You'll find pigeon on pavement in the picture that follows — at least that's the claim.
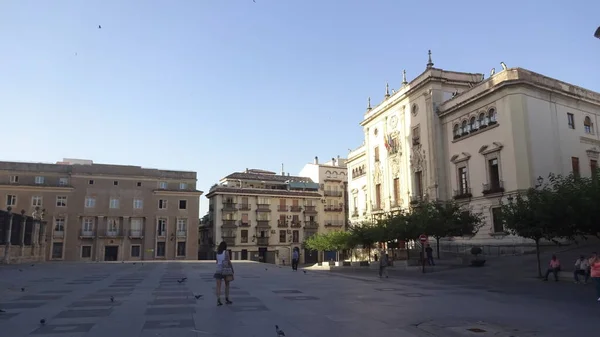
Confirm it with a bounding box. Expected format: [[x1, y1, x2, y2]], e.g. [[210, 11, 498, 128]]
[[194, 295, 203, 299], [40, 319, 46, 325], [275, 325, 285, 336], [110, 296, 114, 303]]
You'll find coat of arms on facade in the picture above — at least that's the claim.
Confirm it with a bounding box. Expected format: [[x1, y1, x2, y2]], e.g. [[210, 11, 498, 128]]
[[410, 144, 426, 173], [384, 131, 401, 156]]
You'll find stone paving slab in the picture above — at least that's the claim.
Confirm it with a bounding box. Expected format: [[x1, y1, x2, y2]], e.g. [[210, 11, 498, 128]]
[[0, 261, 597, 336]]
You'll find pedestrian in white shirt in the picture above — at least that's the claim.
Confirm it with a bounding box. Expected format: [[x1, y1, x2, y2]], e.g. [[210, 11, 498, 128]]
[[574, 255, 590, 284]]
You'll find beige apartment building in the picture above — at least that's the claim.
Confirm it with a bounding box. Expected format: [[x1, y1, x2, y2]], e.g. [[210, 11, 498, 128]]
[[347, 52, 600, 244], [0, 159, 202, 263], [205, 168, 324, 264]]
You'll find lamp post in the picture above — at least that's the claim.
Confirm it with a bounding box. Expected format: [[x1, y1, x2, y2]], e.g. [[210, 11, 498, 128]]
[[3, 207, 14, 264]]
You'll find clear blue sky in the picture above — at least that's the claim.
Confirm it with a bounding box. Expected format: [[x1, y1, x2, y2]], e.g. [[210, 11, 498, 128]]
[[1, 0, 599, 216]]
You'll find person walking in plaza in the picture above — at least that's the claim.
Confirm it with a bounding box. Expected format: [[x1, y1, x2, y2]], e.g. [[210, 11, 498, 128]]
[[378, 250, 388, 278], [425, 244, 435, 266], [214, 241, 234, 306], [589, 252, 600, 302], [574, 255, 590, 284], [291, 247, 299, 271], [543, 255, 561, 281]]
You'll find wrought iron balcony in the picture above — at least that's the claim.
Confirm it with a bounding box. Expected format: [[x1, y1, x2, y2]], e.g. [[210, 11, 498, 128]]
[[289, 205, 302, 212], [453, 188, 472, 200], [290, 221, 302, 228], [238, 220, 251, 227], [128, 230, 143, 238], [238, 203, 251, 211], [482, 180, 504, 195], [256, 204, 271, 212], [277, 220, 288, 228], [277, 205, 288, 212], [79, 230, 95, 239], [105, 229, 123, 237], [304, 205, 317, 213], [222, 202, 237, 211], [324, 206, 343, 212], [324, 190, 343, 197], [303, 221, 319, 229], [222, 220, 237, 227], [256, 237, 269, 246], [256, 220, 270, 227]]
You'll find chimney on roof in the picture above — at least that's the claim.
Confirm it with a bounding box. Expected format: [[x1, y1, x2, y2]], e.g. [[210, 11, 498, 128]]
[[281, 163, 284, 176], [245, 168, 249, 173], [314, 156, 318, 164]]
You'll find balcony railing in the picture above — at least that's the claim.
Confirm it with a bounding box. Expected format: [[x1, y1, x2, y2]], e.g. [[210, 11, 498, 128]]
[[238, 203, 251, 211], [176, 230, 187, 237], [277, 205, 288, 212], [482, 180, 504, 195], [256, 237, 269, 246], [325, 220, 345, 227], [238, 220, 251, 227], [256, 204, 271, 212], [290, 221, 302, 228], [324, 206, 343, 212], [256, 220, 270, 227], [222, 203, 237, 211], [129, 229, 143, 238], [304, 221, 319, 229], [223, 220, 237, 227], [304, 205, 317, 213], [277, 220, 288, 228], [289, 205, 302, 212], [105, 229, 122, 237], [453, 188, 472, 200], [53, 231, 64, 238], [80, 230, 95, 238], [324, 190, 343, 197]]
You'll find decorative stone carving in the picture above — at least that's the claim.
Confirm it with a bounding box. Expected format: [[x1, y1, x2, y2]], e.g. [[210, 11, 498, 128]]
[[410, 144, 426, 173], [390, 157, 400, 178], [389, 115, 398, 129], [587, 147, 600, 160], [373, 162, 383, 185]]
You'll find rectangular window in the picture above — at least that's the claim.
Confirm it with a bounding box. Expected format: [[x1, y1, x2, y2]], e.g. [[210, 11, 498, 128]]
[[81, 246, 92, 258], [257, 197, 270, 205], [85, 197, 95, 208], [179, 200, 187, 210], [491, 207, 503, 233], [158, 199, 168, 209], [136, 182, 142, 187], [488, 159, 500, 188], [52, 242, 63, 259], [54, 218, 65, 232], [567, 113, 575, 129], [6, 194, 17, 207], [279, 230, 286, 243], [375, 184, 381, 209], [130, 218, 142, 231], [591, 159, 598, 179], [374, 146, 380, 162], [32, 196, 43, 207], [572, 157, 580, 178], [292, 230, 299, 243], [156, 242, 166, 257], [35, 176, 45, 184], [113, 180, 119, 186], [9, 175, 18, 183], [241, 230, 248, 243], [159, 181, 168, 189], [88, 179, 94, 185], [241, 213, 249, 225], [59, 178, 69, 186], [393, 178, 400, 204], [179, 183, 187, 190], [109, 198, 120, 209], [56, 196, 67, 207], [82, 218, 94, 233], [414, 171, 423, 197], [257, 212, 270, 221], [107, 218, 119, 233], [131, 245, 141, 257], [133, 199, 143, 209], [157, 219, 167, 236], [177, 218, 187, 233], [176, 242, 186, 256], [458, 167, 468, 194]]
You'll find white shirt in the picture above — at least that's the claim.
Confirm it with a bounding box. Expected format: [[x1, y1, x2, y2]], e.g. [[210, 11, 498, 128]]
[[575, 259, 589, 270]]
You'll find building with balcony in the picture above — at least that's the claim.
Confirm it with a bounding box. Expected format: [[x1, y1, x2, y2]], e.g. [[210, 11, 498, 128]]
[[0, 159, 202, 263], [298, 156, 348, 233], [205, 168, 323, 264], [347, 52, 600, 244]]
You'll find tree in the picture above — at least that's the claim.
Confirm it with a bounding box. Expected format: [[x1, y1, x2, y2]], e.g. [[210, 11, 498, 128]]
[[388, 209, 423, 259], [348, 222, 377, 260], [499, 180, 563, 278], [303, 233, 330, 262]]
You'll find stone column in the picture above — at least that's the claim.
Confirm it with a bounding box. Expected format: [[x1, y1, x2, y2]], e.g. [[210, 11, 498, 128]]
[[3, 209, 14, 264], [121, 216, 129, 261], [95, 216, 105, 262]]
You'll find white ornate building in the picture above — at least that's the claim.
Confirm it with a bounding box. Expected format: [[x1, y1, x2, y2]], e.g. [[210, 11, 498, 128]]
[[347, 52, 600, 244]]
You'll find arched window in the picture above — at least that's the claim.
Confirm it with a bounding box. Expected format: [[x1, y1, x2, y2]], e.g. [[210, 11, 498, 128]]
[[470, 116, 477, 130], [453, 124, 460, 137], [478, 112, 487, 127], [461, 120, 468, 134], [488, 108, 497, 123], [584, 116, 594, 134]]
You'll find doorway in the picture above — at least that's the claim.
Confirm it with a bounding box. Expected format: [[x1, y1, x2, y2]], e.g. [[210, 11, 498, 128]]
[[104, 246, 119, 261], [241, 249, 248, 260], [258, 247, 267, 263]]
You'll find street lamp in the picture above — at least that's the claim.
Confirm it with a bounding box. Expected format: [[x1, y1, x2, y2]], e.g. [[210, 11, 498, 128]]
[[595, 26, 600, 39]]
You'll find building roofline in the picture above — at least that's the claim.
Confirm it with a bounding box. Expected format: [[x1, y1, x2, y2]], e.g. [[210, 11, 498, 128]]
[[205, 186, 322, 198]]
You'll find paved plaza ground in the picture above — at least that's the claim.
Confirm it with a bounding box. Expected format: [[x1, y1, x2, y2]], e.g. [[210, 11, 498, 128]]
[[0, 261, 597, 337]]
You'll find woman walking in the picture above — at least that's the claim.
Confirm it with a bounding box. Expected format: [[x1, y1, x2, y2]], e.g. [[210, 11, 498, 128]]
[[214, 241, 234, 306], [589, 252, 600, 302]]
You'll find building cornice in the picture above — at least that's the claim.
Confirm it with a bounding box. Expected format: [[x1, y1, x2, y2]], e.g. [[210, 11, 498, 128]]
[[206, 187, 321, 199], [0, 184, 75, 193], [70, 174, 196, 182], [152, 190, 203, 197], [439, 68, 600, 116]]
